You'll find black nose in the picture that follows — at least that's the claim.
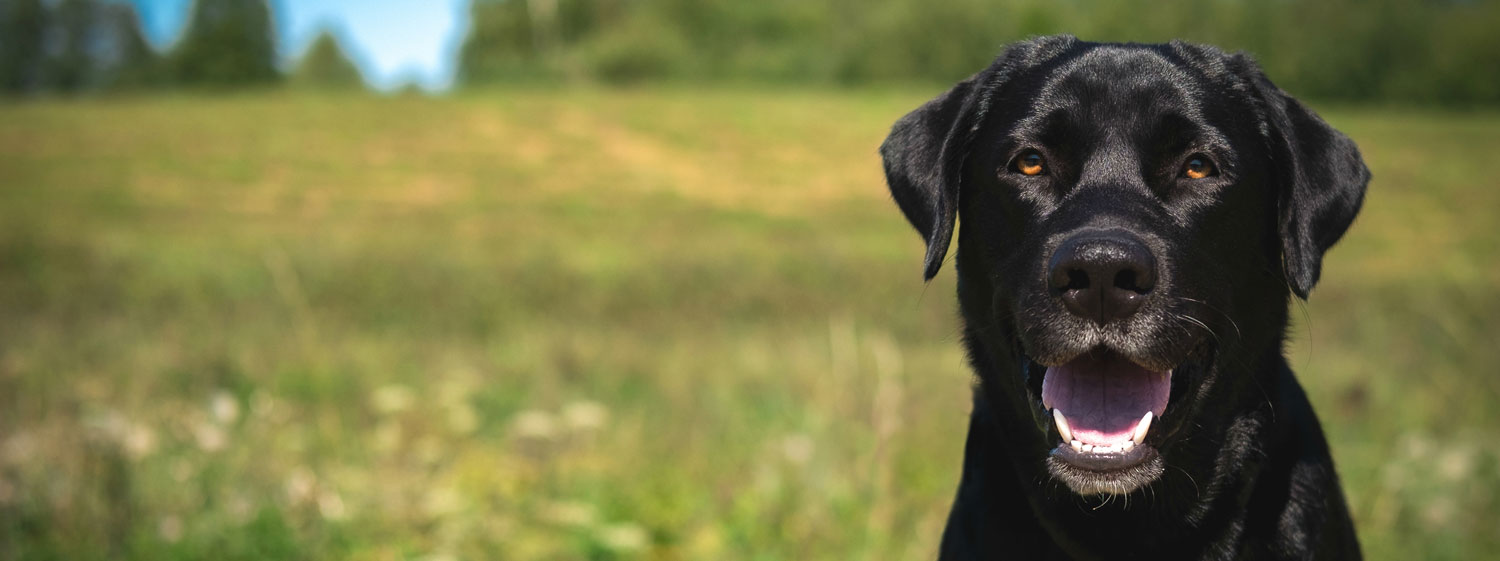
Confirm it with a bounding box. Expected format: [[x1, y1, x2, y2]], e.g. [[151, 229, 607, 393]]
[[1048, 230, 1158, 325]]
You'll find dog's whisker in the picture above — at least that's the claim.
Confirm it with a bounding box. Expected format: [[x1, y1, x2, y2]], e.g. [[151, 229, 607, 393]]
[[1172, 296, 1244, 341], [1170, 464, 1202, 499]]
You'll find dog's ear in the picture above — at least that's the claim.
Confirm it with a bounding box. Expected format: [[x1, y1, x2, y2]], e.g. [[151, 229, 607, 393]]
[[1240, 59, 1371, 299], [879, 76, 983, 281]]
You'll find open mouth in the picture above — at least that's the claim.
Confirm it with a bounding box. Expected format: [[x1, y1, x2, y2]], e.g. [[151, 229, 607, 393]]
[[1039, 349, 1171, 471]]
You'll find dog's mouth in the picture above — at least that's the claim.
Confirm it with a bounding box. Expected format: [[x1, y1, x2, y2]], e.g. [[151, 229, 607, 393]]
[[1026, 347, 1182, 494], [1042, 349, 1169, 455]]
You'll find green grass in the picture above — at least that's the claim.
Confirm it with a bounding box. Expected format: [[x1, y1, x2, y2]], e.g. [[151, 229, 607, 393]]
[[0, 90, 1496, 560]]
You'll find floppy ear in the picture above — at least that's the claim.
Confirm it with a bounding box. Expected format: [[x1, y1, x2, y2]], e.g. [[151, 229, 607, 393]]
[[1244, 64, 1371, 299], [879, 77, 984, 281]]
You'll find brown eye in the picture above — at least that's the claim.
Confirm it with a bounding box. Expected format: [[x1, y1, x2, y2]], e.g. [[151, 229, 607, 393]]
[[1014, 151, 1045, 176], [1183, 156, 1215, 179]]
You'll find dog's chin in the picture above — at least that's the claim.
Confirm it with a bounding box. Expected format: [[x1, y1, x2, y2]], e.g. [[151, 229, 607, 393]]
[[1046, 445, 1166, 496], [1021, 347, 1193, 496]]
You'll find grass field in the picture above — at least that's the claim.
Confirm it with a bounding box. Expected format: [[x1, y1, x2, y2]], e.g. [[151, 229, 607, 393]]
[[1, 90, 1497, 560]]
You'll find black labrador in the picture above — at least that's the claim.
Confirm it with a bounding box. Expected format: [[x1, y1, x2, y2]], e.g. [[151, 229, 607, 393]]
[[880, 36, 1368, 560]]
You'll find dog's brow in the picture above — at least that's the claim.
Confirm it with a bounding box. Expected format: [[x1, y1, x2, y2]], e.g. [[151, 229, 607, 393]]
[[1146, 114, 1207, 151]]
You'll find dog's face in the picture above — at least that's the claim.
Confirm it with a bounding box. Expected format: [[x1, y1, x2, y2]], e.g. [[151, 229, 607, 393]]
[[882, 37, 1367, 496]]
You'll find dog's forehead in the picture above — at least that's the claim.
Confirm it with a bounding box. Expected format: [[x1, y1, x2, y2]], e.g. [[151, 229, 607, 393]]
[[1059, 47, 1192, 88], [1029, 46, 1207, 123]]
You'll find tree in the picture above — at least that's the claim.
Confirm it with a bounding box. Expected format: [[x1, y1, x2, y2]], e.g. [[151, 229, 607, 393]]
[[47, 0, 95, 91], [0, 0, 48, 93], [291, 30, 364, 89], [100, 2, 163, 90], [458, 0, 543, 85], [171, 0, 279, 87]]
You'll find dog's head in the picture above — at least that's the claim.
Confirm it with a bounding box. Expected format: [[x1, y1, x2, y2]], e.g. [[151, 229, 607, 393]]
[[881, 37, 1368, 496]]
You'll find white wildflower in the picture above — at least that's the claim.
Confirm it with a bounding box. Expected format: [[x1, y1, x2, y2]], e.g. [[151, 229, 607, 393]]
[[318, 490, 348, 520], [192, 422, 227, 452], [562, 400, 609, 432], [422, 486, 463, 518], [371, 384, 416, 414], [512, 409, 557, 440], [596, 522, 650, 552], [286, 467, 316, 503], [122, 422, 157, 460], [210, 391, 240, 424], [781, 433, 815, 465]]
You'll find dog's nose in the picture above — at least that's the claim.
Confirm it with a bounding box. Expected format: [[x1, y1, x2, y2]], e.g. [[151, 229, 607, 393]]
[[1048, 231, 1157, 325]]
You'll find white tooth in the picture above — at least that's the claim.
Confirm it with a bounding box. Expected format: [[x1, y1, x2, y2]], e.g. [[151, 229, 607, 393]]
[[1081, 444, 1094, 453], [1052, 409, 1073, 443], [1071, 440, 1082, 452], [1133, 411, 1154, 445], [1122, 441, 1135, 451], [1098, 446, 1115, 454]]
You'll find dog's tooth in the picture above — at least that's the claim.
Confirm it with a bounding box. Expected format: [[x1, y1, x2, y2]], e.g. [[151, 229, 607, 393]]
[[1122, 440, 1134, 451], [1081, 444, 1094, 453], [1070, 440, 1082, 452], [1052, 409, 1073, 443], [1132, 411, 1153, 445], [1098, 445, 1115, 454]]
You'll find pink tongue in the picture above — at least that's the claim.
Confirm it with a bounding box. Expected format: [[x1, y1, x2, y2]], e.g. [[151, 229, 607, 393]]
[[1041, 351, 1170, 446]]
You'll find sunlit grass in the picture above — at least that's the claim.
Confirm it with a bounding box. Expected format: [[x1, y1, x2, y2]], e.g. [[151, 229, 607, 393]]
[[0, 91, 1496, 560]]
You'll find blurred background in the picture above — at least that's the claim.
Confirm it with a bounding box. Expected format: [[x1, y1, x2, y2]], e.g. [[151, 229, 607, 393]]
[[1, 0, 1497, 559]]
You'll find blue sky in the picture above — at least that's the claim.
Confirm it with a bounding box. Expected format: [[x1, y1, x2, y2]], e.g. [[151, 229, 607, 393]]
[[124, 0, 470, 91]]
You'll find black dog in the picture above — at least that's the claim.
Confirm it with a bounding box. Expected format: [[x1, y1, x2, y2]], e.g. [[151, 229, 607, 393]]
[[880, 36, 1368, 560]]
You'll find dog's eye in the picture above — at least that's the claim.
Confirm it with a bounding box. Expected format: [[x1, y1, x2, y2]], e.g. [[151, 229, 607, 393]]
[[1013, 151, 1046, 176], [1183, 156, 1216, 179]]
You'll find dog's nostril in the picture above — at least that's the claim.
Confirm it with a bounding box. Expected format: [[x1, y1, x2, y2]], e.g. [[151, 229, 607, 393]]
[[1066, 269, 1090, 291], [1114, 269, 1144, 294]]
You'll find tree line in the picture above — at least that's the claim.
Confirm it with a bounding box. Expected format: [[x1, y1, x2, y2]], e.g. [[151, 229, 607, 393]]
[[0, 0, 361, 94], [459, 0, 1500, 105], [4, 0, 1498, 104]]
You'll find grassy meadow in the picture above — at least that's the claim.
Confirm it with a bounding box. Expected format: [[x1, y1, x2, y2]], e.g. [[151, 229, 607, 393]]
[[0, 90, 1497, 560]]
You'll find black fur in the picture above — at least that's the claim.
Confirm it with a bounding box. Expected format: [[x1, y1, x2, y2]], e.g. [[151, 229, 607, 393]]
[[880, 36, 1368, 560]]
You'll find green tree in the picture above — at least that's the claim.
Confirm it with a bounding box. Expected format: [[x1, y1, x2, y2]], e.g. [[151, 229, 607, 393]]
[[0, 0, 48, 93], [291, 30, 364, 89], [47, 0, 95, 91], [171, 0, 280, 87], [458, 0, 544, 85], [100, 2, 163, 90]]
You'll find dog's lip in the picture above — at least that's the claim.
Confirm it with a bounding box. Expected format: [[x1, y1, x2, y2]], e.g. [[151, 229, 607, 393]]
[[1051, 438, 1155, 471]]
